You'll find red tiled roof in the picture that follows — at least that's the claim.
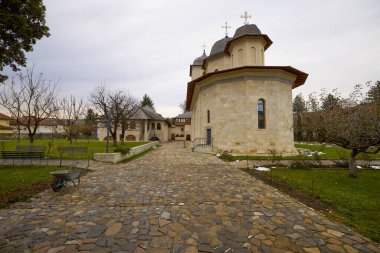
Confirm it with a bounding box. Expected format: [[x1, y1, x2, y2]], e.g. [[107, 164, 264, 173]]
[[0, 125, 13, 130], [0, 113, 11, 120]]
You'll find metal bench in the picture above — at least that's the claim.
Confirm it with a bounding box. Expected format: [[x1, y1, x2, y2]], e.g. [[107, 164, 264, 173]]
[[15, 145, 47, 153], [57, 146, 89, 167], [1, 150, 46, 165]]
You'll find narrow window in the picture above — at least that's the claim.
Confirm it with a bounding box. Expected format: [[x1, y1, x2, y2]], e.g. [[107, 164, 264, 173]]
[[207, 110, 210, 123], [238, 49, 243, 65], [261, 49, 264, 65], [251, 47, 256, 64], [157, 123, 161, 130], [258, 99, 266, 129], [151, 123, 155, 130]]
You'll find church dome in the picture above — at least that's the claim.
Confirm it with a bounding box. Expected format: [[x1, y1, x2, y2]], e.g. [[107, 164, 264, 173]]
[[229, 24, 272, 50], [232, 24, 262, 39], [209, 36, 231, 57], [193, 51, 208, 66]]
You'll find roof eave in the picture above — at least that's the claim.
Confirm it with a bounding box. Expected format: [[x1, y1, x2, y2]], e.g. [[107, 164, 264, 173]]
[[186, 66, 308, 111]]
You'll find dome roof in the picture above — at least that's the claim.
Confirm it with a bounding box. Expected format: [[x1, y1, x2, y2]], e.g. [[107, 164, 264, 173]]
[[227, 24, 272, 50], [209, 36, 231, 57], [193, 51, 208, 65], [232, 24, 262, 39]]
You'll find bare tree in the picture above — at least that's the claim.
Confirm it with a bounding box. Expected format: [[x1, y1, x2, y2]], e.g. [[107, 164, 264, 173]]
[[120, 95, 139, 143], [55, 95, 86, 144], [90, 85, 138, 146], [179, 100, 186, 113], [303, 83, 380, 177], [0, 67, 59, 143]]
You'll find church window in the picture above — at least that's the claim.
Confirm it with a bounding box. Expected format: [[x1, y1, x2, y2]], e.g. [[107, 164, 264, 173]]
[[207, 110, 210, 123], [238, 49, 244, 65], [251, 47, 256, 64], [157, 123, 161, 130], [258, 99, 266, 129], [147, 123, 149, 130], [261, 49, 264, 65], [151, 123, 155, 130], [130, 121, 136, 129]]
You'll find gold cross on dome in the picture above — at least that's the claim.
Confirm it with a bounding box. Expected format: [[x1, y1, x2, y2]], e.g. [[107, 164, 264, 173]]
[[222, 21, 231, 36], [241, 11, 252, 24]]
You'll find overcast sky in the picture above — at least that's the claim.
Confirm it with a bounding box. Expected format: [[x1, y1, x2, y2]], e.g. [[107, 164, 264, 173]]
[[3, 0, 380, 117]]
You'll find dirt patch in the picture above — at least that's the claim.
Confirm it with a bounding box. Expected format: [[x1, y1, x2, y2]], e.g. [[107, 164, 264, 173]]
[[0, 178, 55, 208], [241, 168, 333, 212]]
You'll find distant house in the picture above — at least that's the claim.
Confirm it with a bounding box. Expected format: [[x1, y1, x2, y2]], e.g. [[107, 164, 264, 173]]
[[10, 118, 65, 135], [169, 111, 192, 141], [97, 106, 170, 142], [0, 113, 13, 134]]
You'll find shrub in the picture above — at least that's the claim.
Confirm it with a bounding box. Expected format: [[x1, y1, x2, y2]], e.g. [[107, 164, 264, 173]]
[[114, 146, 130, 155], [290, 150, 312, 169]]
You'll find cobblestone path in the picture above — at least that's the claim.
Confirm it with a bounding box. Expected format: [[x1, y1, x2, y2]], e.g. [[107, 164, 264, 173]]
[[0, 142, 379, 253]]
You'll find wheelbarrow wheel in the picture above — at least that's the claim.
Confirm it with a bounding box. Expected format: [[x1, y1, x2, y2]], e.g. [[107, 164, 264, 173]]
[[52, 178, 65, 192]]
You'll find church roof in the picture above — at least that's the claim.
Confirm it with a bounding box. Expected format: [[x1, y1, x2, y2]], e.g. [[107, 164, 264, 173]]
[[209, 36, 231, 58], [225, 24, 273, 51], [130, 106, 166, 121], [174, 111, 192, 119], [186, 66, 308, 110], [193, 51, 208, 66], [233, 24, 262, 37]]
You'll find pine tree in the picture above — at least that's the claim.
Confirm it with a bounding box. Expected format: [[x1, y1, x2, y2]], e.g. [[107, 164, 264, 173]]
[[140, 94, 155, 110]]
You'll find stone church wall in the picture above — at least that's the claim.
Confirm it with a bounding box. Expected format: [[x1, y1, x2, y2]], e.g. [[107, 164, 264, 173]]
[[191, 73, 297, 155]]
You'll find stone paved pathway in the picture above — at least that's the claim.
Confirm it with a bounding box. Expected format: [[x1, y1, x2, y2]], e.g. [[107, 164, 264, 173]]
[[0, 142, 379, 253]]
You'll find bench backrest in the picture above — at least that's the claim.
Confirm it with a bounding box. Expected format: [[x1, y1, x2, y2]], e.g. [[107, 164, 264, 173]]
[[1, 150, 44, 159], [57, 146, 88, 154], [16, 145, 47, 152]]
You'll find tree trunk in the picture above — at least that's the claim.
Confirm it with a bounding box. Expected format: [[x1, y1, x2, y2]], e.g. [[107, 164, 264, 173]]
[[112, 133, 117, 146], [29, 134, 34, 144], [348, 149, 359, 178], [120, 129, 125, 144]]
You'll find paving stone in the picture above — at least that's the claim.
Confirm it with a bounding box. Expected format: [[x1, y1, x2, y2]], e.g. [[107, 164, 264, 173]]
[[105, 222, 122, 236], [0, 143, 379, 252]]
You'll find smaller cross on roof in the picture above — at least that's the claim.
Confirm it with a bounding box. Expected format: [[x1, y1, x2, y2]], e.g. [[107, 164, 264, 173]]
[[240, 11, 252, 24], [202, 43, 206, 53], [222, 21, 231, 37]]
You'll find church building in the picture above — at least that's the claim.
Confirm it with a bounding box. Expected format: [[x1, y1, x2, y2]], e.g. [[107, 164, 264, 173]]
[[186, 13, 308, 155]]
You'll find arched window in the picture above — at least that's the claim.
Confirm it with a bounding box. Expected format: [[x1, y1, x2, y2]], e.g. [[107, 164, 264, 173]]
[[207, 110, 210, 123], [238, 49, 243, 65], [157, 123, 161, 130], [251, 47, 256, 64], [151, 123, 155, 130], [130, 121, 136, 129], [261, 49, 264, 65], [258, 99, 266, 129]]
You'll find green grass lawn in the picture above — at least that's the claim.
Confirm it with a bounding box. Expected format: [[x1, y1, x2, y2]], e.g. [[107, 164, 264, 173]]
[[0, 165, 59, 208], [0, 139, 148, 159], [295, 143, 380, 160], [262, 168, 380, 242], [220, 143, 380, 161]]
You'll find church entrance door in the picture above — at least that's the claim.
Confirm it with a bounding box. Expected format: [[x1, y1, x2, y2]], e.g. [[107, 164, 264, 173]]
[[206, 129, 212, 145]]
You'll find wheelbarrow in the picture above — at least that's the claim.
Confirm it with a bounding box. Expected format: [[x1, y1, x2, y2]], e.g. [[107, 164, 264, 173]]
[[50, 163, 83, 192]]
